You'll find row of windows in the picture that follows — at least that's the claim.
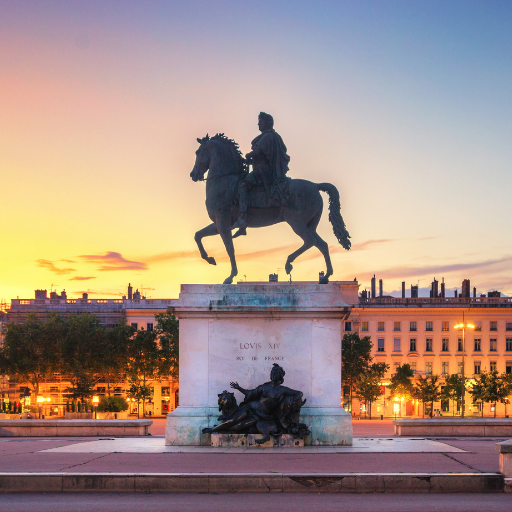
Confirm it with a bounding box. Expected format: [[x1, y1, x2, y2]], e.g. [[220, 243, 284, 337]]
[[130, 322, 153, 331], [392, 361, 511, 375], [376, 337, 512, 353], [357, 321, 512, 332]]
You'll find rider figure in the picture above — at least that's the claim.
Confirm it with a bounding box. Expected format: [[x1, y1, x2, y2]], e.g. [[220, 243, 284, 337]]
[[232, 112, 290, 238]]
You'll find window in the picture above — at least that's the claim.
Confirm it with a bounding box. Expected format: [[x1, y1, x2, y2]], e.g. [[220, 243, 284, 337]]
[[393, 338, 401, 352], [490, 361, 497, 372], [378, 322, 385, 332], [490, 339, 497, 352], [442, 362, 449, 375], [49, 386, 59, 393], [442, 321, 449, 332], [377, 338, 385, 352], [410, 362, 417, 374], [490, 321, 498, 331], [410, 321, 417, 332], [506, 361, 512, 374], [458, 362, 463, 375], [474, 362, 481, 375], [507, 323, 512, 332], [393, 362, 400, 373], [474, 321, 482, 332], [426, 321, 433, 331], [131, 322, 138, 330], [147, 323, 154, 332], [409, 339, 417, 352], [394, 322, 401, 332], [361, 321, 368, 332], [474, 339, 481, 352], [458, 338, 463, 352], [426, 362, 433, 375], [161, 386, 170, 396], [506, 338, 512, 352], [425, 339, 433, 352], [442, 338, 449, 352], [344, 321, 352, 331]]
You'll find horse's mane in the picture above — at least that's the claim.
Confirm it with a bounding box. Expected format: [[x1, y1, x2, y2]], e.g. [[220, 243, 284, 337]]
[[210, 133, 248, 175]]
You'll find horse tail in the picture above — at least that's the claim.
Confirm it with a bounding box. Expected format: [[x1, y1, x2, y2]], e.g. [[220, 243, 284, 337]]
[[317, 183, 351, 250]]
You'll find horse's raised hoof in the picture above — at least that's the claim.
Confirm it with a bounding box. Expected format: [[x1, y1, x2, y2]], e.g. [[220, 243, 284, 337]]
[[285, 262, 293, 274], [206, 256, 216, 265], [232, 228, 247, 239], [223, 276, 234, 285], [319, 275, 329, 284]]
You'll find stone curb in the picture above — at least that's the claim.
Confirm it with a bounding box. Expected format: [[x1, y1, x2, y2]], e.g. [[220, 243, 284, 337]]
[[0, 472, 504, 493]]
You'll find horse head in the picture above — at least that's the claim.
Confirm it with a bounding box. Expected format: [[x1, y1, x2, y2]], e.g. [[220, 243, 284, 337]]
[[190, 134, 210, 182]]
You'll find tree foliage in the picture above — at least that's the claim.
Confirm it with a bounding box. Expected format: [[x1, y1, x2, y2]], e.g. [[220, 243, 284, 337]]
[[441, 374, 466, 416], [354, 362, 388, 419], [469, 371, 512, 418], [414, 374, 442, 418], [155, 311, 179, 380], [389, 364, 414, 402]]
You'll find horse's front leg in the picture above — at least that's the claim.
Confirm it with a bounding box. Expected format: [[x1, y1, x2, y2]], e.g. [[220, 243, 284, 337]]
[[194, 223, 219, 265], [217, 217, 238, 284]]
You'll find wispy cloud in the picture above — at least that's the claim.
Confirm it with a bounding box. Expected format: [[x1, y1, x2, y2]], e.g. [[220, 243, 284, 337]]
[[79, 252, 148, 271], [69, 276, 96, 281], [37, 259, 76, 275], [357, 255, 512, 281], [144, 250, 200, 263]]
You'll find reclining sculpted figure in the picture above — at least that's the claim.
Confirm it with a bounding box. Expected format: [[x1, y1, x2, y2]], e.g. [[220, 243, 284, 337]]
[[202, 364, 310, 444]]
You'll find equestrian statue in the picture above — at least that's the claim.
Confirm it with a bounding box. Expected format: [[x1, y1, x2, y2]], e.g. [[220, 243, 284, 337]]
[[190, 112, 351, 285]]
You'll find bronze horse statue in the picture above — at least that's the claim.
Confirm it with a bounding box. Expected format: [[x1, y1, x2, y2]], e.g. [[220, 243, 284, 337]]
[[190, 134, 351, 284]]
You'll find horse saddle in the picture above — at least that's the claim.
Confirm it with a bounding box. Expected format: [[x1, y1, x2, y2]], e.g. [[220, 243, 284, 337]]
[[247, 177, 291, 209]]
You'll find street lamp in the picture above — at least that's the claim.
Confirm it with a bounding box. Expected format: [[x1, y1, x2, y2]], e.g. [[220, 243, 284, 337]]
[[36, 396, 45, 418], [454, 313, 475, 419], [92, 396, 99, 419]]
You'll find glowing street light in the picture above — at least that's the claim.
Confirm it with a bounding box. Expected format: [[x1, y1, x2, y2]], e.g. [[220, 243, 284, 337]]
[[454, 313, 475, 418], [92, 396, 99, 419]]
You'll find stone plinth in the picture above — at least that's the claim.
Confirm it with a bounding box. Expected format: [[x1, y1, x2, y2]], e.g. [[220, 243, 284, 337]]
[[211, 433, 304, 448], [166, 282, 353, 446]]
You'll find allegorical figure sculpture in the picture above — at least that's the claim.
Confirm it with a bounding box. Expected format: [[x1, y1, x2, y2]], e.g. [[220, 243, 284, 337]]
[[202, 364, 310, 444], [190, 113, 351, 285]]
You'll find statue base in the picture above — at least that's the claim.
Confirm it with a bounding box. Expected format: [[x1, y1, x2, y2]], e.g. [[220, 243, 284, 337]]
[[165, 282, 356, 446], [210, 433, 304, 448]]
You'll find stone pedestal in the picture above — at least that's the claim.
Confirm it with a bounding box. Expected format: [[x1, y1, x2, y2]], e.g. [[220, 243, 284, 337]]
[[165, 282, 354, 446]]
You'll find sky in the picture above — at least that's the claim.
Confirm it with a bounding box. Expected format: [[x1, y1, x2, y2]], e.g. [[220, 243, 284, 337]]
[[1, 0, 512, 302]]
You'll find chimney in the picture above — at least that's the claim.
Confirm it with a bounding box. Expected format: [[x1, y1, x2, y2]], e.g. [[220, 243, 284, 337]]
[[462, 279, 470, 298], [402, 281, 405, 298], [128, 283, 133, 300], [379, 279, 383, 297], [371, 275, 376, 299], [454, 289, 458, 297], [269, 273, 278, 282], [35, 289, 47, 300], [441, 278, 445, 298], [473, 287, 476, 298], [82, 292, 88, 300], [431, 278, 438, 298]]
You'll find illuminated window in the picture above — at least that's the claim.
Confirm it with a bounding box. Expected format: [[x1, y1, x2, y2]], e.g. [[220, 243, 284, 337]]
[[474, 339, 481, 352], [474, 321, 482, 331], [393, 338, 401, 352], [425, 362, 433, 375], [409, 339, 417, 352], [442, 362, 449, 375], [442, 321, 449, 332], [377, 338, 385, 352], [410, 362, 417, 374], [474, 362, 481, 375], [361, 321, 368, 332], [442, 339, 449, 352], [410, 321, 417, 332], [394, 322, 401, 332], [490, 339, 497, 352], [426, 321, 433, 331], [490, 361, 497, 372], [378, 322, 385, 332], [490, 321, 497, 331], [425, 339, 433, 352]]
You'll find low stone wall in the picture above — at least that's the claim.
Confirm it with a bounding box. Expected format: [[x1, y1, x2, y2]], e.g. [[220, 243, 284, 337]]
[[0, 419, 152, 437], [394, 419, 512, 437]]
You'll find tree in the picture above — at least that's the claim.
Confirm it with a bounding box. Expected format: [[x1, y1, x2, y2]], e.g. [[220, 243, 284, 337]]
[[61, 314, 108, 402], [0, 313, 64, 399], [414, 374, 442, 418], [97, 396, 129, 413], [342, 333, 372, 413], [389, 364, 414, 416], [469, 371, 512, 418], [442, 374, 465, 416], [154, 311, 179, 381], [354, 362, 389, 419]]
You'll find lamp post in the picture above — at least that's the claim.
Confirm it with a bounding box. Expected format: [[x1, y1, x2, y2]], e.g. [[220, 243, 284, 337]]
[[92, 396, 99, 419], [37, 396, 44, 419], [454, 313, 475, 419]]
